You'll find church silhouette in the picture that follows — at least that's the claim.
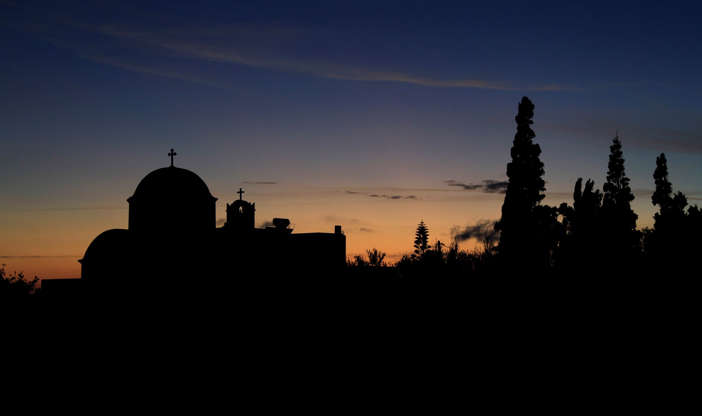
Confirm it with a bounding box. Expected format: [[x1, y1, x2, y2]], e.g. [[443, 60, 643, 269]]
[[43, 149, 346, 298]]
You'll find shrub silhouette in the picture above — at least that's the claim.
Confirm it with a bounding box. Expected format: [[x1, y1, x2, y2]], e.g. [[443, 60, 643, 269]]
[[0, 266, 39, 299], [557, 178, 603, 273], [366, 249, 387, 267]]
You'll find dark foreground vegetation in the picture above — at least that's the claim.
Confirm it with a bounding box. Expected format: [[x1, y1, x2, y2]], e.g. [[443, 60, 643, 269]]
[[349, 97, 701, 287]]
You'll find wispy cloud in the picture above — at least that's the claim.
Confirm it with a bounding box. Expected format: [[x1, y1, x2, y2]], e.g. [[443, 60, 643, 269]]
[[323, 215, 360, 224], [445, 179, 509, 193], [86, 55, 226, 87], [92, 25, 574, 91], [30, 205, 125, 211], [346, 190, 418, 200], [369, 194, 416, 200], [242, 181, 278, 185]]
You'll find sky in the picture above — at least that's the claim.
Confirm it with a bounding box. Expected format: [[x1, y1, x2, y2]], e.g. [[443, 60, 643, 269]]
[[1, 0, 702, 278]]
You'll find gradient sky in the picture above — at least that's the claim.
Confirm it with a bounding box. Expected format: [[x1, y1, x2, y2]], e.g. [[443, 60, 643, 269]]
[[2, 0, 701, 278]]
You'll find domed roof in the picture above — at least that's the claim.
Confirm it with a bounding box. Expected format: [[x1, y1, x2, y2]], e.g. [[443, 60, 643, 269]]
[[82, 229, 132, 262], [130, 166, 215, 201]]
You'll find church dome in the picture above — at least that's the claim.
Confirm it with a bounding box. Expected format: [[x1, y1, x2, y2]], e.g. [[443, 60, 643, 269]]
[[82, 229, 132, 262], [81, 229, 134, 282], [128, 166, 217, 234], [132, 166, 214, 202]]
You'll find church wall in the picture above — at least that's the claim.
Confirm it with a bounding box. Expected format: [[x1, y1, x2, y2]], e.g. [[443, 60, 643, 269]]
[[288, 233, 346, 273], [128, 197, 216, 234]]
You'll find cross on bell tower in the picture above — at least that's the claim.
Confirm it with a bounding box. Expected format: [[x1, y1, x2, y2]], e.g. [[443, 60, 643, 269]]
[[226, 187, 255, 230], [168, 148, 177, 167]]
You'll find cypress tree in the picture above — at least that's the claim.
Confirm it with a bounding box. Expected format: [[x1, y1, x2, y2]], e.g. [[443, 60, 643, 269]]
[[495, 97, 547, 269], [649, 153, 688, 267], [600, 135, 639, 265], [652, 153, 673, 210], [652, 153, 687, 221]]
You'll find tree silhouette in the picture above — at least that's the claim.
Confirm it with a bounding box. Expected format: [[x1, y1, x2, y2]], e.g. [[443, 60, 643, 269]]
[[652, 153, 688, 222], [413, 220, 430, 258], [349, 248, 388, 268], [558, 178, 603, 272], [648, 153, 689, 268], [434, 240, 445, 254], [686, 205, 702, 261], [600, 135, 640, 266], [495, 96, 548, 270], [366, 249, 387, 267]]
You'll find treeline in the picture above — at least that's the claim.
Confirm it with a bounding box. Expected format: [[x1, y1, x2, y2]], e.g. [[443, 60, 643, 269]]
[[350, 97, 702, 280]]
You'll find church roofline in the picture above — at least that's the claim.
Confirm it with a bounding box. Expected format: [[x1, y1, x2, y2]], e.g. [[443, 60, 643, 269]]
[[127, 194, 217, 202]]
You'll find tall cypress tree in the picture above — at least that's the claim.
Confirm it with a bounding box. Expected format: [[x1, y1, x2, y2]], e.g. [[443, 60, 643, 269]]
[[649, 153, 688, 266], [652, 153, 673, 211], [601, 135, 639, 264], [496, 97, 547, 268], [652, 153, 687, 222]]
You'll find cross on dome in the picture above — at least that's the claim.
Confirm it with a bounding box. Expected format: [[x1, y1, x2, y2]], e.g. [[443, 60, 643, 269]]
[[237, 187, 245, 200], [168, 148, 177, 167]]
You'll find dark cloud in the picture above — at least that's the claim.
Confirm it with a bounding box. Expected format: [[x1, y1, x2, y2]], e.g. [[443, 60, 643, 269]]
[[346, 190, 417, 200], [482, 180, 509, 193], [368, 194, 416, 200], [445, 179, 508, 194], [542, 120, 702, 155], [243, 181, 277, 185], [445, 180, 482, 191], [631, 136, 702, 154], [451, 220, 500, 244], [358, 227, 374, 233]]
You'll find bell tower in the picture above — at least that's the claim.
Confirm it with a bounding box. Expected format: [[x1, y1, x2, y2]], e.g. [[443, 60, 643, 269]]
[[226, 188, 255, 231]]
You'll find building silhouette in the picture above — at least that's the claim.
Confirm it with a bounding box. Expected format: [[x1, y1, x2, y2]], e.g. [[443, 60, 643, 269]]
[[43, 150, 346, 297]]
